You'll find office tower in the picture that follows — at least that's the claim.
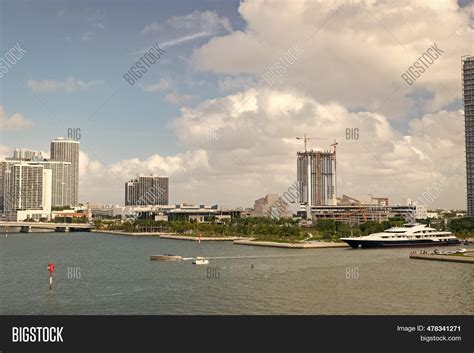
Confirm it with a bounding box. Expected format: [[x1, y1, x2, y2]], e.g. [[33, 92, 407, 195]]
[[125, 175, 169, 206], [463, 56, 474, 217], [297, 150, 336, 206], [50, 138, 80, 206]]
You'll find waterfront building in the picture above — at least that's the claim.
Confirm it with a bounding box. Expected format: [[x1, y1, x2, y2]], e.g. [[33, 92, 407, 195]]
[[309, 203, 421, 226], [125, 175, 169, 206], [166, 204, 240, 222], [7, 156, 72, 208], [50, 138, 80, 206], [463, 56, 474, 216], [0, 161, 52, 221], [89, 203, 239, 223], [297, 150, 337, 206]]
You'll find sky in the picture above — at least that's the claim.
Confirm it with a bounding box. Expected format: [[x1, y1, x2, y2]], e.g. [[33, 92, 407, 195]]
[[0, 0, 473, 209]]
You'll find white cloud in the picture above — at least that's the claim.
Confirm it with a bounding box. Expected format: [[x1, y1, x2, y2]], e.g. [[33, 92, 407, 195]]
[[191, 0, 473, 120], [79, 88, 466, 208], [165, 92, 197, 106], [79, 150, 210, 204], [143, 10, 232, 35], [0, 106, 33, 130], [141, 21, 161, 35], [27, 77, 103, 92], [141, 10, 232, 49], [218, 75, 256, 92], [141, 79, 173, 92], [81, 32, 95, 41], [161, 32, 214, 49]]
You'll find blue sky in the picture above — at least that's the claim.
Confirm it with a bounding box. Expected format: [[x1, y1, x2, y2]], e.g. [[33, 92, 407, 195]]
[[1, 0, 473, 208], [1, 0, 243, 161]]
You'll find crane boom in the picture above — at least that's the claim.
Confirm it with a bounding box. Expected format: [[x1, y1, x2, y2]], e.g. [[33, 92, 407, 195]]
[[296, 133, 328, 152]]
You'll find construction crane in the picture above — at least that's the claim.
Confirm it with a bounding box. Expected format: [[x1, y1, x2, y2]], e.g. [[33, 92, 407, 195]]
[[296, 133, 328, 152], [330, 140, 338, 153]]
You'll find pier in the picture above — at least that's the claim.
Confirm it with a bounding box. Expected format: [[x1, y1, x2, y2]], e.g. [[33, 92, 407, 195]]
[[409, 253, 474, 264]]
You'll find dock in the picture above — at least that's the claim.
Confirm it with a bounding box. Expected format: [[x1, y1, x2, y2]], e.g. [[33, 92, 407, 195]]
[[409, 253, 474, 264], [159, 235, 247, 241], [233, 240, 349, 249]]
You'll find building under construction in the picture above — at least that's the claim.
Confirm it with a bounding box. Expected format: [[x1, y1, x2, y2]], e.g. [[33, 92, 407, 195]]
[[294, 136, 422, 225], [463, 56, 474, 216], [297, 150, 337, 206]]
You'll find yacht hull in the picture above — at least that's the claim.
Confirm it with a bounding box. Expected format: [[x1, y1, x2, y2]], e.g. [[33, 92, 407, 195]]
[[343, 238, 461, 249]]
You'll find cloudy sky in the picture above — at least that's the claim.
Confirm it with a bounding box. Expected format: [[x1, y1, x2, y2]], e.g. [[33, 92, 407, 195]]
[[1, 0, 473, 209]]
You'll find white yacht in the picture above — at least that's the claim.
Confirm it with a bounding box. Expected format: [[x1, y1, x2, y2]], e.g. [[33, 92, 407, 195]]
[[341, 223, 461, 249]]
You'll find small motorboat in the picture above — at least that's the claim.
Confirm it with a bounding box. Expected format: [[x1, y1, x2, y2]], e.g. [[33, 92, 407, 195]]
[[456, 248, 467, 254], [192, 257, 209, 265]]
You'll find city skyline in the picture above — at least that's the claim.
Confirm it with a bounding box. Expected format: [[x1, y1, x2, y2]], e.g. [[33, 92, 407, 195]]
[[1, 0, 473, 209], [2, 2, 474, 337], [0, 137, 80, 220]]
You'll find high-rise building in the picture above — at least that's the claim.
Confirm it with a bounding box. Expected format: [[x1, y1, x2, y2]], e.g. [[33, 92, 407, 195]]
[[42, 168, 52, 213], [50, 138, 80, 206], [297, 150, 337, 206], [31, 160, 72, 207], [0, 161, 15, 213], [125, 175, 169, 206], [463, 56, 474, 217], [7, 154, 72, 208], [0, 161, 52, 221], [1, 162, 42, 210]]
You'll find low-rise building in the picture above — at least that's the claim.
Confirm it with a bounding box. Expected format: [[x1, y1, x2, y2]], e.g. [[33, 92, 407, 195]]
[[426, 212, 439, 219], [309, 202, 423, 226], [89, 203, 241, 223], [252, 194, 289, 217]]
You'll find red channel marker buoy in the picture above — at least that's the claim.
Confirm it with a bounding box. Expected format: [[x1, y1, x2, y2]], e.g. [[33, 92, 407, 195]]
[[47, 263, 55, 290]]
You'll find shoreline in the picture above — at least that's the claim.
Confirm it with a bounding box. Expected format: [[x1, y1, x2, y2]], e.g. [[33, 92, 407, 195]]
[[92, 230, 345, 247], [92, 230, 248, 241], [159, 234, 248, 241], [91, 230, 173, 236]]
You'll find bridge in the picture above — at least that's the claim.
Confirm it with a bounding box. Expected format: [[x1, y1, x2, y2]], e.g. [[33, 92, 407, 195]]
[[0, 221, 94, 233]]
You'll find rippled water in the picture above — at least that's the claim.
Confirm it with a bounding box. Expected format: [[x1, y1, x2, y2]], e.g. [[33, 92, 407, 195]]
[[0, 232, 472, 314]]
